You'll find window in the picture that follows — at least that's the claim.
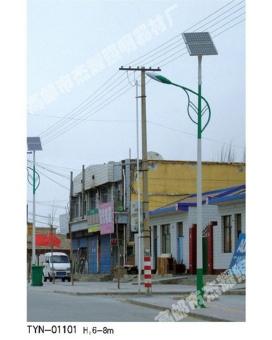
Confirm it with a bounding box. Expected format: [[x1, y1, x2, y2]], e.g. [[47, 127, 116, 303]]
[[162, 224, 171, 254], [177, 222, 183, 237], [71, 196, 78, 218], [50, 255, 69, 264], [114, 183, 123, 207], [89, 190, 96, 210], [74, 196, 80, 218], [100, 187, 109, 203], [235, 214, 242, 242], [83, 195, 87, 216], [153, 225, 157, 239], [223, 215, 232, 253]]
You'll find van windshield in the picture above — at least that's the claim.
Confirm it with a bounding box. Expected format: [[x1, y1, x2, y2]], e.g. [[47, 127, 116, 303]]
[[50, 255, 69, 263]]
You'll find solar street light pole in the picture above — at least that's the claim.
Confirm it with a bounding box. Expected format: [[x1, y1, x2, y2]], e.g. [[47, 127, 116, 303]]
[[147, 32, 217, 308], [32, 150, 36, 265], [27, 137, 42, 265], [146, 71, 211, 307], [196, 54, 204, 306], [182, 32, 218, 307]]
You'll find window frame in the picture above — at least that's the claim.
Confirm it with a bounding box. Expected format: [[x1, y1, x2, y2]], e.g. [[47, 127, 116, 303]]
[[223, 215, 232, 253]]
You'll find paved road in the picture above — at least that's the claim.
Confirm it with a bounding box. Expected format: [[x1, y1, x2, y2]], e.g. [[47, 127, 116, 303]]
[[27, 290, 204, 322]]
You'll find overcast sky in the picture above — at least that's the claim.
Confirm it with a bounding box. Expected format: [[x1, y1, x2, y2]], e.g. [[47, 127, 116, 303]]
[[2, 0, 271, 335], [25, 0, 248, 229]]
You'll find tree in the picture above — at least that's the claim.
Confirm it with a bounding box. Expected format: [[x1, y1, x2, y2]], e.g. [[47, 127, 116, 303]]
[[213, 142, 246, 163], [47, 201, 58, 284]]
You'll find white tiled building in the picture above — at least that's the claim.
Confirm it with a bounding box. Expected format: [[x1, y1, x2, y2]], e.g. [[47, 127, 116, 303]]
[[135, 185, 245, 275]]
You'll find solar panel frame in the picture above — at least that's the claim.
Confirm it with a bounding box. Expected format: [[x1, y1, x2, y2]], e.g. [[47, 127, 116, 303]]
[[27, 137, 43, 151], [186, 43, 218, 56], [182, 32, 218, 56], [183, 32, 212, 43]]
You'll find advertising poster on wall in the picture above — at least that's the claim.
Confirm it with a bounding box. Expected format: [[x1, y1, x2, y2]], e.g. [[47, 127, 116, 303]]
[[87, 209, 100, 233], [229, 232, 246, 276], [99, 201, 114, 235]]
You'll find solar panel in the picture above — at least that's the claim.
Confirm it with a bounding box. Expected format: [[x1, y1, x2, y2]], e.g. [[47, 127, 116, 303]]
[[182, 32, 218, 56], [183, 32, 212, 44], [27, 137, 42, 151], [186, 43, 218, 56]]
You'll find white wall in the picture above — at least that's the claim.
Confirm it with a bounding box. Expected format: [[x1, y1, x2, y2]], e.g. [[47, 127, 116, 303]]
[[73, 163, 114, 194], [59, 213, 69, 234], [213, 201, 245, 271], [134, 233, 144, 271], [135, 200, 245, 273], [149, 205, 218, 271]]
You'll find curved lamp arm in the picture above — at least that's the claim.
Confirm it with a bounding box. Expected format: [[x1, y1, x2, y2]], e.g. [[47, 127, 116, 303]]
[[27, 166, 40, 192], [146, 72, 211, 134], [171, 82, 211, 133]]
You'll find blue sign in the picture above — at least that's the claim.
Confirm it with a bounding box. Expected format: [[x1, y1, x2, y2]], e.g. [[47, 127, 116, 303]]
[[228, 233, 246, 275]]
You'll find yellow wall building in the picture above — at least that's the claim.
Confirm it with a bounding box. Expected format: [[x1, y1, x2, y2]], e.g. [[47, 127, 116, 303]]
[[131, 160, 245, 211]]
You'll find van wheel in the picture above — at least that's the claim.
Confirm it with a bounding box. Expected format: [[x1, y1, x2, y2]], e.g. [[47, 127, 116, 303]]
[[44, 276, 47, 282], [49, 276, 53, 282], [62, 278, 65, 282], [68, 278, 71, 282]]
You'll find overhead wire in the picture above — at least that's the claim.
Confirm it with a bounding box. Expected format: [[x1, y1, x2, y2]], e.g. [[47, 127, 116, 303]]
[[32, 167, 70, 190], [42, 82, 134, 144], [27, 160, 71, 180], [27, 160, 81, 172], [35, 4, 244, 143], [32, 1, 245, 147], [40, 71, 128, 140]]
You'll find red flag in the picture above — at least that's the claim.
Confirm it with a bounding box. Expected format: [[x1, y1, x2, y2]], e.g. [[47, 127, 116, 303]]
[[35, 234, 49, 246]]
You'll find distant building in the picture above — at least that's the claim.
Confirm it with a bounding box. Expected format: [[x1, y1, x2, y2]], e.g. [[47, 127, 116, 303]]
[[68, 158, 245, 275], [27, 224, 71, 265], [59, 213, 70, 234]]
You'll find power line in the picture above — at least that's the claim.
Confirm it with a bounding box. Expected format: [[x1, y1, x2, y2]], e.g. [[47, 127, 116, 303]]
[[40, 71, 126, 139], [42, 82, 134, 144], [32, 168, 70, 190], [32, 1, 245, 146], [27, 160, 71, 180], [27, 217, 59, 228], [39, 3, 245, 143]]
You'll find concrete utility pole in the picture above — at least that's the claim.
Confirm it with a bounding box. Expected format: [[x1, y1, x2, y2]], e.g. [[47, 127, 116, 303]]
[[50, 224, 55, 284], [119, 66, 161, 295], [69, 171, 74, 285], [82, 165, 85, 219]]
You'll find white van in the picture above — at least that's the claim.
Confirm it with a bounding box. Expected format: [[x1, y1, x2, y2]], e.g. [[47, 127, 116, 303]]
[[43, 252, 71, 282]]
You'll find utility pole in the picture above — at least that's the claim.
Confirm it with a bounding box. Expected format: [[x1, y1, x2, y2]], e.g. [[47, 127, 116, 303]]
[[50, 223, 55, 284], [69, 171, 74, 285], [116, 214, 120, 289], [119, 66, 161, 295], [82, 165, 85, 219]]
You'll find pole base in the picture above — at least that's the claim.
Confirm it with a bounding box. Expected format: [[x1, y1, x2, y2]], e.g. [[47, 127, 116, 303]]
[[196, 268, 205, 308]]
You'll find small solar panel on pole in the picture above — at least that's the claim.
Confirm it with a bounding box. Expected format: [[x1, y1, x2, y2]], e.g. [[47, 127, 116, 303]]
[[27, 137, 42, 265]]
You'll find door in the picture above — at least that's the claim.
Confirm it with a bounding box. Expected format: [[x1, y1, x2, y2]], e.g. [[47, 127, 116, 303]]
[[154, 238, 157, 271], [88, 234, 98, 273], [100, 234, 111, 274]]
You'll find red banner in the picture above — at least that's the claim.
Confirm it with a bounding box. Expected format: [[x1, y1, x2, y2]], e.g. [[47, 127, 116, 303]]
[[35, 233, 61, 247]]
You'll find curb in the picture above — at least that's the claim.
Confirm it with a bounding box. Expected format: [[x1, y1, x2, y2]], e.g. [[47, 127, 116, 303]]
[[124, 299, 230, 322], [52, 290, 192, 296], [51, 289, 245, 297]]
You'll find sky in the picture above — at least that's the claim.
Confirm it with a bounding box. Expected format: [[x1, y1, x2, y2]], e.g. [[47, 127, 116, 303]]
[[25, 0, 248, 230], [1, 0, 271, 336]]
